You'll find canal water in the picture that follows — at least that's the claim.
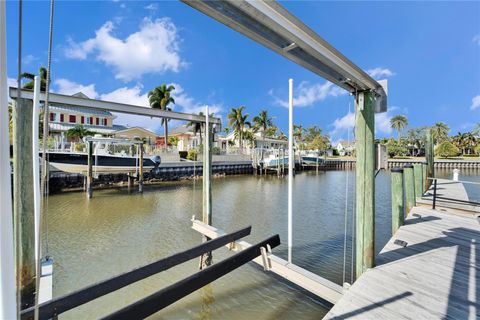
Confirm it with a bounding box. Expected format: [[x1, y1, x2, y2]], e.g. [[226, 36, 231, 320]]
[[44, 168, 479, 319]]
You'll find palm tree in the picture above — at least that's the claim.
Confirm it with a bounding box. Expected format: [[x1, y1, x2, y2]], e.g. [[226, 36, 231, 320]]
[[148, 84, 175, 148], [187, 112, 204, 146], [431, 122, 450, 144], [66, 125, 94, 142], [21, 66, 48, 91], [390, 115, 408, 142], [293, 124, 305, 148], [227, 106, 250, 150], [252, 110, 274, 159]]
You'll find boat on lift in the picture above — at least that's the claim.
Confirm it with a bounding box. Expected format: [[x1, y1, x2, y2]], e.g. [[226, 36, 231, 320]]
[[46, 137, 161, 174], [300, 151, 325, 165]]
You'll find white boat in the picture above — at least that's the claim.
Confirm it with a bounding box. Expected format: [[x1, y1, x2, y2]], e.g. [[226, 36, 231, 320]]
[[301, 152, 325, 165], [47, 137, 161, 174]]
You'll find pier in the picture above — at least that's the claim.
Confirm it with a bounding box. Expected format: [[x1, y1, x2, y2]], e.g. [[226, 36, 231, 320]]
[[325, 178, 480, 319]]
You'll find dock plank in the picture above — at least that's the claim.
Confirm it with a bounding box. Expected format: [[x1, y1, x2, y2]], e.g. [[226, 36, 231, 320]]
[[324, 204, 480, 320]]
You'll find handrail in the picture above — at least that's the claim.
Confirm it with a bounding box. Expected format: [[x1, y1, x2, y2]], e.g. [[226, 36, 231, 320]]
[[20, 226, 252, 320], [101, 234, 281, 320], [427, 178, 480, 209], [426, 177, 480, 186]]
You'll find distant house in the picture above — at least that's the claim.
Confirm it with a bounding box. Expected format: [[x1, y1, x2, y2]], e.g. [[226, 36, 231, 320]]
[[168, 124, 201, 151], [48, 93, 125, 147], [336, 140, 355, 156], [220, 129, 288, 154], [113, 127, 159, 146]]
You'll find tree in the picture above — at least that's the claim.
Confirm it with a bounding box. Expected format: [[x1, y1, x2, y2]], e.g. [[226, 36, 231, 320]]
[[168, 136, 179, 147], [227, 106, 250, 150], [265, 125, 278, 138], [252, 109, 274, 159], [187, 112, 205, 145], [390, 115, 408, 142], [66, 125, 94, 142], [435, 141, 459, 158], [472, 123, 480, 138], [452, 132, 477, 155], [431, 122, 450, 144], [21, 66, 49, 91], [293, 124, 305, 148], [405, 127, 427, 156], [386, 139, 408, 158], [148, 84, 175, 148]]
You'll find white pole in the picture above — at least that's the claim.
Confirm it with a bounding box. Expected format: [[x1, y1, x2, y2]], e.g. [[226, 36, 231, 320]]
[[0, 1, 18, 318], [288, 78, 293, 263], [205, 105, 210, 216], [32, 76, 41, 264]]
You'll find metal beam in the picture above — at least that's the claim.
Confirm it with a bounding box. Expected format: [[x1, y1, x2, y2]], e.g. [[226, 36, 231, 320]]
[[9, 87, 221, 124], [192, 220, 344, 304], [101, 234, 281, 320], [20, 226, 251, 320], [181, 0, 387, 112]]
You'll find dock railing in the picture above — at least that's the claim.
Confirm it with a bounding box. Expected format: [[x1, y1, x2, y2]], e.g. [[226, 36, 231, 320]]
[[427, 177, 480, 210]]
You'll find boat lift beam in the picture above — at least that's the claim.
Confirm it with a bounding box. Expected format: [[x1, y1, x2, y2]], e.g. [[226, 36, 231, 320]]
[[181, 0, 387, 112], [9, 87, 221, 124], [191, 219, 344, 305]]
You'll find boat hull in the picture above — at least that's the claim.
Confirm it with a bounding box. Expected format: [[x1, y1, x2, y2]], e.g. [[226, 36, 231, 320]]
[[47, 152, 158, 174], [301, 156, 324, 165]]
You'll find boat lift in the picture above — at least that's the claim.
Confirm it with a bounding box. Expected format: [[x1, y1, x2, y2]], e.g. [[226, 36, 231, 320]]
[[1, 0, 388, 318]]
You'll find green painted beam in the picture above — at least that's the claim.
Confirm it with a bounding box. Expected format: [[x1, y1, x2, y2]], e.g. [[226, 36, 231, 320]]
[[413, 164, 423, 199], [355, 91, 375, 279], [404, 164, 415, 214], [12, 98, 36, 308], [391, 168, 404, 234]]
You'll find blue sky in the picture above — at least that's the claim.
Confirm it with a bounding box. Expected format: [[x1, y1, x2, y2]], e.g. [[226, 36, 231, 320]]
[[5, 1, 480, 143]]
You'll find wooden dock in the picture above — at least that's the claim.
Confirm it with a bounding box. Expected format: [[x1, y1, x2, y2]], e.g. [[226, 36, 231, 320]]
[[324, 182, 480, 319]]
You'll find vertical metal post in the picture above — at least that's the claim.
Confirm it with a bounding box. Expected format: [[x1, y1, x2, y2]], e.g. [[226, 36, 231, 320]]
[[201, 106, 213, 269], [13, 97, 36, 308], [0, 1, 17, 315], [355, 91, 375, 278], [32, 76, 41, 264], [422, 163, 427, 193], [288, 79, 293, 263], [425, 129, 434, 188], [138, 144, 144, 193], [86, 141, 93, 199], [413, 163, 423, 199], [432, 179, 437, 210], [391, 168, 404, 235], [403, 164, 415, 214]]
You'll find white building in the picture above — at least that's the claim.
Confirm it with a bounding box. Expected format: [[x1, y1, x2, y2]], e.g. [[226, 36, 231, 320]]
[[219, 129, 288, 154], [336, 140, 355, 156]]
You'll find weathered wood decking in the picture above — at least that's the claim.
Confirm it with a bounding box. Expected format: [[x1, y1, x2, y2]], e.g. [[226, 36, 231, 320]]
[[325, 182, 480, 319]]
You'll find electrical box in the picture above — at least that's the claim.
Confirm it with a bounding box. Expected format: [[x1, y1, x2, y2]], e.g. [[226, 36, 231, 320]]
[[376, 144, 388, 170]]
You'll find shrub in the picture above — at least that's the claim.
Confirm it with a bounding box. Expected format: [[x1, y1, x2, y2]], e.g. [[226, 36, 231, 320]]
[[186, 148, 198, 161], [435, 141, 459, 158]]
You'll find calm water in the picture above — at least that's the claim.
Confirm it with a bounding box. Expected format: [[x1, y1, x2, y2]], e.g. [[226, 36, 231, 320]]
[[44, 168, 479, 319]]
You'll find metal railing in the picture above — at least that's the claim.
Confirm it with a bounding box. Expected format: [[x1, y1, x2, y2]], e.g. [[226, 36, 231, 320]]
[[427, 177, 480, 210]]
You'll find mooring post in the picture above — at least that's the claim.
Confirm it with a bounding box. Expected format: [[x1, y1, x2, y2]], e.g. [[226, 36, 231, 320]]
[[421, 162, 427, 193], [138, 144, 144, 193], [404, 164, 415, 214], [413, 163, 423, 199], [86, 140, 93, 199], [391, 167, 404, 235], [425, 129, 434, 188], [201, 106, 213, 269], [355, 91, 375, 278], [12, 98, 36, 308]]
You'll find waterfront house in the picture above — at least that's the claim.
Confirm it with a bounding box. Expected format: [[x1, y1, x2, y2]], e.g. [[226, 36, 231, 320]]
[[113, 127, 159, 147], [336, 140, 355, 156], [168, 124, 201, 151], [220, 129, 288, 154]]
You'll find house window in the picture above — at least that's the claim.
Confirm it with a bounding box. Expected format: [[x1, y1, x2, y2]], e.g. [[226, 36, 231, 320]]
[[102, 118, 107, 126], [81, 116, 85, 124], [96, 118, 99, 125], [49, 113, 55, 122], [69, 115, 76, 123], [60, 114, 64, 122], [88, 117, 93, 125]]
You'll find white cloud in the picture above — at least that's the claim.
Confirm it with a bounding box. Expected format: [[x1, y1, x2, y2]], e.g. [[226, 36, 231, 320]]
[[23, 54, 38, 65], [271, 81, 346, 108], [473, 35, 480, 45], [7, 77, 17, 88], [367, 67, 395, 79], [470, 95, 480, 110], [375, 112, 393, 135], [171, 83, 222, 116], [55, 78, 99, 99], [100, 85, 149, 106], [144, 3, 158, 12], [64, 17, 184, 81]]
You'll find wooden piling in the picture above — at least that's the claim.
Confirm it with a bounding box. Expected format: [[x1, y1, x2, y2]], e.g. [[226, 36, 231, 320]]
[[138, 144, 144, 193], [413, 163, 423, 199], [355, 91, 375, 278], [86, 141, 93, 199], [12, 98, 36, 308], [422, 163, 427, 193], [425, 129, 434, 188], [404, 164, 415, 214], [391, 168, 404, 235]]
